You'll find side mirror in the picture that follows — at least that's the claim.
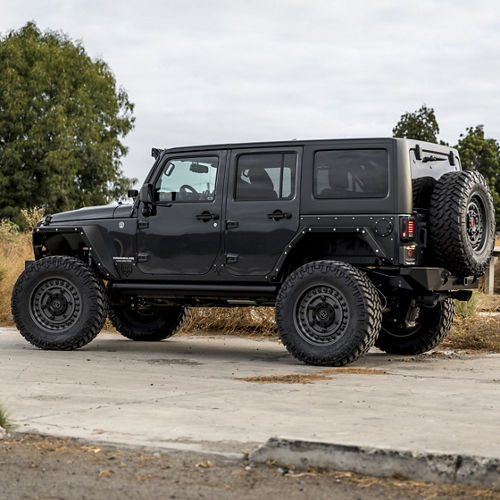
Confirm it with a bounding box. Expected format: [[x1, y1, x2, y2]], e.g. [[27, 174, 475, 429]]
[[139, 184, 153, 204], [128, 189, 139, 199], [139, 184, 154, 216]]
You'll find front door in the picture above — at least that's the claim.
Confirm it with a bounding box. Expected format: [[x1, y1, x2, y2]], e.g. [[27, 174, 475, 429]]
[[224, 147, 302, 276], [137, 151, 226, 275]]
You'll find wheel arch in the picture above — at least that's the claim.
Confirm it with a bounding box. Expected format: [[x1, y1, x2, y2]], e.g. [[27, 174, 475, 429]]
[[273, 231, 383, 282], [33, 226, 119, 280]]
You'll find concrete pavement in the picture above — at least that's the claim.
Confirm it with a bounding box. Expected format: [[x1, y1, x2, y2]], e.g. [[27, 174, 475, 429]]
[[1, 327, 500, 460]]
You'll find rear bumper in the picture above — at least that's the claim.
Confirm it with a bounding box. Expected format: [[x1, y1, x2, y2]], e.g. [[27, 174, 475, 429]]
[[400, 267, 477, 291], [372, 266, 478, 292]]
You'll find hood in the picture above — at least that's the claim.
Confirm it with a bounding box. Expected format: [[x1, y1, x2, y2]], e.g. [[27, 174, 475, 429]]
[[48, 205, 128, 224]]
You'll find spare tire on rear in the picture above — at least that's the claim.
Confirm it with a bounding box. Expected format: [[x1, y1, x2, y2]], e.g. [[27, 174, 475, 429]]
[[429, 170, 495, 277]]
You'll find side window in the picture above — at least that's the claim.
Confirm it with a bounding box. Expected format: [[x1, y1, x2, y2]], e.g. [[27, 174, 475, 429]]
[[155, 156, 219, 202], [235, 152, 296, 201], [314, 149, 388, 199]]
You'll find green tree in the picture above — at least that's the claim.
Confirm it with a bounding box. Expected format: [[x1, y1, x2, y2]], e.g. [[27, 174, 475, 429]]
[[0, 22, 136, 225], [456, 125, 500, 183], [392, 104, 440, 143], [456, 125, 500, 228]]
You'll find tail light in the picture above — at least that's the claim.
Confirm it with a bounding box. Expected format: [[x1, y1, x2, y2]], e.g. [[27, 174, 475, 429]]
[[400, 216, 415, 240], [408, 219, 415, 237]]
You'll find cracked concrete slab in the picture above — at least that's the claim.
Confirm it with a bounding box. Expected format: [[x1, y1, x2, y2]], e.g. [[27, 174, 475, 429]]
[[1, 327, 500, 462]]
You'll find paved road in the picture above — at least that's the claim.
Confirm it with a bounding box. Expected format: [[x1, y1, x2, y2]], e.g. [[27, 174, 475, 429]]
[[1, 327, 500, 458]]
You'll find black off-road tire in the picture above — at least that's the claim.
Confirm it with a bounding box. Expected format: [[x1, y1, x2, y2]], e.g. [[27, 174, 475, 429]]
[[275, 260, 382, 366], [429, 171, 495, 277], [109, 303, 191, 341], [375, 298, 454, 355], [11, 256, 108, 350]]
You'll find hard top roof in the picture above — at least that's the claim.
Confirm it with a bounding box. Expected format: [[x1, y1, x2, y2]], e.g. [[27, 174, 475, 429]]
[[152, 137, 457, 158], [160, 137, 395, 154]]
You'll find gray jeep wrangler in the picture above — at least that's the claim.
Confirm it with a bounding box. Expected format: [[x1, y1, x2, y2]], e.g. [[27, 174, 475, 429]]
[[12, 138, 496, 366]]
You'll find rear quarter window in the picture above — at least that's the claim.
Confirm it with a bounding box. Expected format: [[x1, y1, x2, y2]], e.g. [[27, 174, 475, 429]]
[[314, 149, 389, 199]]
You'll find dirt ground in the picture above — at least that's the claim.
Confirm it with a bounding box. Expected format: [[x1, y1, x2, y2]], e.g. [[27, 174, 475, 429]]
[[0, 434, 499, 500]]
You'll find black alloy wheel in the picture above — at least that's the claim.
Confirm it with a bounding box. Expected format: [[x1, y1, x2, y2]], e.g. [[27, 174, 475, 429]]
[[466, 195, 487, 253], [294, 284, 351, 347], [30, 277, 82, 333]]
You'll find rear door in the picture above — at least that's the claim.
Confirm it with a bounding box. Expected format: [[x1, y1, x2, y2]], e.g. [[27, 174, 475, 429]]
[[224, 147, 302, 276]]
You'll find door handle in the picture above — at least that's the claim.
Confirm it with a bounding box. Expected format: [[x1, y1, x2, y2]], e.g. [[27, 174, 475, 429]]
[[196, 211, 220, 222], [267, 210, 292, 221]]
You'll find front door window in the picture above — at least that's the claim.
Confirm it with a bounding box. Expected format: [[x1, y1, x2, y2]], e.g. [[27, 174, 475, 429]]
[[155, 157, 219, 203]]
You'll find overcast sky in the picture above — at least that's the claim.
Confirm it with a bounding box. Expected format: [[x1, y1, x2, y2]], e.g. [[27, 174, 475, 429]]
[[3, 0, 500, 185]]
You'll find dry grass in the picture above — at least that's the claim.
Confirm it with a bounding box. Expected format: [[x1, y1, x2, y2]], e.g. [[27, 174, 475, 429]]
[[238, 367, 386, 384], [444, 289, 500, 352], [237, 373, 333, 384], [477, 293, 500, 313], [444, 315, 500, 352], [281, 467, 500, 500], [0, 221, 34, 326], [180, 307, 276, 337]]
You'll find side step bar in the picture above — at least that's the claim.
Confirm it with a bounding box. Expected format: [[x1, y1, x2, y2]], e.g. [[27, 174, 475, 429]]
[[109, 282, 278, 298]]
